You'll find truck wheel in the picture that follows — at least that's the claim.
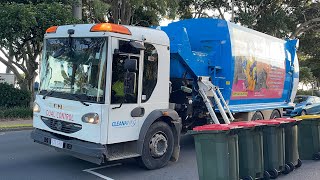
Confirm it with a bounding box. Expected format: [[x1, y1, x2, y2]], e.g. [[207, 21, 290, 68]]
[[252, 111, 263, 120], [137, 121, 174, 170], [270, 110, 281, 119]]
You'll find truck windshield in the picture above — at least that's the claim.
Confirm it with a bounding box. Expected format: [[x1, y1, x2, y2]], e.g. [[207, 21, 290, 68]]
[[39, 37, 107, 103]]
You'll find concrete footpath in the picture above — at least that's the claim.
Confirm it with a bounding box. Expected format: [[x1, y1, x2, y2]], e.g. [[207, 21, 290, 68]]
[[0, 119, 33, 131]]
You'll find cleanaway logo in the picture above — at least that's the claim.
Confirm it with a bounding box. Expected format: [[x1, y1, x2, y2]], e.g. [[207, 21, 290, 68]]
[[112, 120, 137, 128]]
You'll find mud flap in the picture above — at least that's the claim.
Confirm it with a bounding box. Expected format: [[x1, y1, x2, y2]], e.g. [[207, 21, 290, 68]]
[[170, 118, 182, 162]]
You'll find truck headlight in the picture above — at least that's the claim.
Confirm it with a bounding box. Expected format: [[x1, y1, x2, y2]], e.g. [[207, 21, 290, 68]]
[[33, 103, 41, 113], [82, 113, 99, 124]]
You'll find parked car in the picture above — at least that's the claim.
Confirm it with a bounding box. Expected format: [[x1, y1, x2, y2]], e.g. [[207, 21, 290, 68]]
[[287, 95, 320, 117]]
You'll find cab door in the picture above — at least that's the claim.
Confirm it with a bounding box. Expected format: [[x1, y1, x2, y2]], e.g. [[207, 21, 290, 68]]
[[107, 37, 144, 144]]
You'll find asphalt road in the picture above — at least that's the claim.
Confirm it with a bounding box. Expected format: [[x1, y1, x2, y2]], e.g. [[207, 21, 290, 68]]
[[1, 130, 320, 180]]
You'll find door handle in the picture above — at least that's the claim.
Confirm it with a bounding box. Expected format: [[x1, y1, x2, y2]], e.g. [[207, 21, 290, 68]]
[[131, 107, 145, 117]]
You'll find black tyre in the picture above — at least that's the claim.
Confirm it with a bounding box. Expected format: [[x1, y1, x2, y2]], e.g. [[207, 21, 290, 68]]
[[312, 152, 320, 160], [269, 169, 279, 179], [283, 164, 291, 174], [243, 176, 254, 180], [136, 121, 174, 170], [252, 111, 264, 120], [296, 159, 302, 168], [301, 110, 307, 116], [264, 170, 271, 180], [287, 162, 295, 172], [270, 110, 281, 119]]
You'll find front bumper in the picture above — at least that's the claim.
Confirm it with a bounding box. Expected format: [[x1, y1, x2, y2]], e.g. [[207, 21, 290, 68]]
[[31, 129, 107, 164]]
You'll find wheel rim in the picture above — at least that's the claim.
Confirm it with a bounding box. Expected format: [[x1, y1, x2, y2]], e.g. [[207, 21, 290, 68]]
[[269, 169, 278, 178], [301, 111, 306, 115], [149, 131, 168, 158]]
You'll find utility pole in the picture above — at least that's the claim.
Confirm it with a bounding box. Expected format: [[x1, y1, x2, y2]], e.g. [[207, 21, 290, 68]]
[[117, 0, 122, 24], [231, 0, 235, 23], [72, 0, 82, 20]]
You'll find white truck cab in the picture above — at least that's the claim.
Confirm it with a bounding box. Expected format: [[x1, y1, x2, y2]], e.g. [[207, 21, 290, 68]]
[[31, 23, 181, 169]]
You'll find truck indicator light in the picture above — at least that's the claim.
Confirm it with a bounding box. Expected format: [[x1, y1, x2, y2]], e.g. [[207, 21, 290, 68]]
[[90, 23, 131, 35], [46, 26, 58, 33]]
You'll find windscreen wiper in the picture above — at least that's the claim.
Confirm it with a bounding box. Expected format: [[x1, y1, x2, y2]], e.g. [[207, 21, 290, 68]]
[[67, 94, 90, 106], [42, 87, 58, 99]]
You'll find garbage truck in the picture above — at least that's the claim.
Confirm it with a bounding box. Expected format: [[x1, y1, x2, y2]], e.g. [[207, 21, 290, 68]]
[[31, 18, 299, 169]]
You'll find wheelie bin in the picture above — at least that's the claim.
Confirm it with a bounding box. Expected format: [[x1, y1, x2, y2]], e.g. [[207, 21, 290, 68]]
[[254, 120, 289, 178], [190, 124, 240, 180], [230, 121, 269, 180], [274, 118, 302, 171], [294, 115, 320, 160]]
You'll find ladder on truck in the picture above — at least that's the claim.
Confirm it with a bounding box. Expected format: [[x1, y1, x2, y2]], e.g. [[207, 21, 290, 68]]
[[197, 76, 235, 124]]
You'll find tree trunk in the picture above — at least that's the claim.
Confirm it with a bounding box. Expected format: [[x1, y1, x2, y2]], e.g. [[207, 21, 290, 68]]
[[72, 0, 82, 20]]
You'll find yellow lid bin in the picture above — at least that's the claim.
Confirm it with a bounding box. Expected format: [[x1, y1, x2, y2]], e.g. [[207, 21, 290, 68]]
[[294, 115, 320, 160], [294, 115, 320, 120]]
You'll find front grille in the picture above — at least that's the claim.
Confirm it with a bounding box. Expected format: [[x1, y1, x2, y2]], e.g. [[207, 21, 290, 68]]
[[41, 116, 82, 134]]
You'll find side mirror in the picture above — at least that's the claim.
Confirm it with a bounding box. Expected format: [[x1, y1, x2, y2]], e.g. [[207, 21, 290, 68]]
[[306, 102, 312, 106], [119, 41, 145, 54], [124, 59, 137, 72], [124, 72, 136, 95], [129, 41, 145, 51]]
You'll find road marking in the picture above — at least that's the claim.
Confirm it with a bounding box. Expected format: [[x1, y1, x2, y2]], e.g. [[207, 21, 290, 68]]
[[83, 163, 121, 180]]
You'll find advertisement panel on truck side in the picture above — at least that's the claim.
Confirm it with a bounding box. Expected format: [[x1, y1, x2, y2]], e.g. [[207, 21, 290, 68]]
[[229, 24, 286, 100]]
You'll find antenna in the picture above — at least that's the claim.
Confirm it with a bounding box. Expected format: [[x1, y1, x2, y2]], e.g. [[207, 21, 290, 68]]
[[117, 0, 122, 24]]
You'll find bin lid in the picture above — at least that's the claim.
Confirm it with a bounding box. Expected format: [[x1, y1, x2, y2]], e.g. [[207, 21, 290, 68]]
[[274, 118, 297, 123], [294, 115, 320, 120], [254, 120, 282, 125], [193, 124, 236, 131], [230, 121, 262, 128]]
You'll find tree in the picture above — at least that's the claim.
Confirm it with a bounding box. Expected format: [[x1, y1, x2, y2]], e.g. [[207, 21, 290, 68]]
[[0, 2, 78, 99], [178, 0, 230, 19], [232, 0, 320, 39], [103, 0, 178, 25], [299, 31, 320, 87], [299, 66, 315, 89]]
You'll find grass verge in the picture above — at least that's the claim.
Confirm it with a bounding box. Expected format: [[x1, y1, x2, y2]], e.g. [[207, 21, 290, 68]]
[[0, 124, 33, 130]]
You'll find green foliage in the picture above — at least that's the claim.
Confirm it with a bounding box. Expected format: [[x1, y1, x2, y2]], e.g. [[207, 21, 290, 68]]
[[132, 6, 161, 26], [0, 83, 31, 108], [0, 2, 79, 93], [103, 0, 178, 25], [0, 107, 33, 119], [83, 0, 110, 23], [297, 89, 320, 96], [299, 67, 315, 85], [178, 0, 230, 19]]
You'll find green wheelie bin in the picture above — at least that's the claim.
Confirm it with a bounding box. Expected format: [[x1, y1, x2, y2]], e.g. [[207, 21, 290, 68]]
[[255, 120, 289, 178], [191, 124, 240, 180], [274, 118, 302, 171], [295, 115, 320, 160], [231, 121, 269, 180]]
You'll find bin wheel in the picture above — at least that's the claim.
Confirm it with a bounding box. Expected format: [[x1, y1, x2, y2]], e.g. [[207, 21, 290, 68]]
[[268, 169, 279, 179], [243, 176, 254, 180], [136, 121, 174, 170], [312, 152, 320, 160], [283, 164, 291, 174], [264, 170, 271, 180], [296, 159, 302, 168], [288, 162, 295, 171]]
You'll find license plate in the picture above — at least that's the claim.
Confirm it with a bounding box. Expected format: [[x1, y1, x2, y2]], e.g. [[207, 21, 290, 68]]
[[51, 138, 64, 149]]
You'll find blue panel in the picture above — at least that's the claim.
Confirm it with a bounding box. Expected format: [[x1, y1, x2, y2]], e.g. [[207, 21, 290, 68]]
[[160, 18, 297, 113]]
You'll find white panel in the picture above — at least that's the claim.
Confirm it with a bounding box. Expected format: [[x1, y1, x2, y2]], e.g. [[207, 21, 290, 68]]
[[33, 96, 102, 143]]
